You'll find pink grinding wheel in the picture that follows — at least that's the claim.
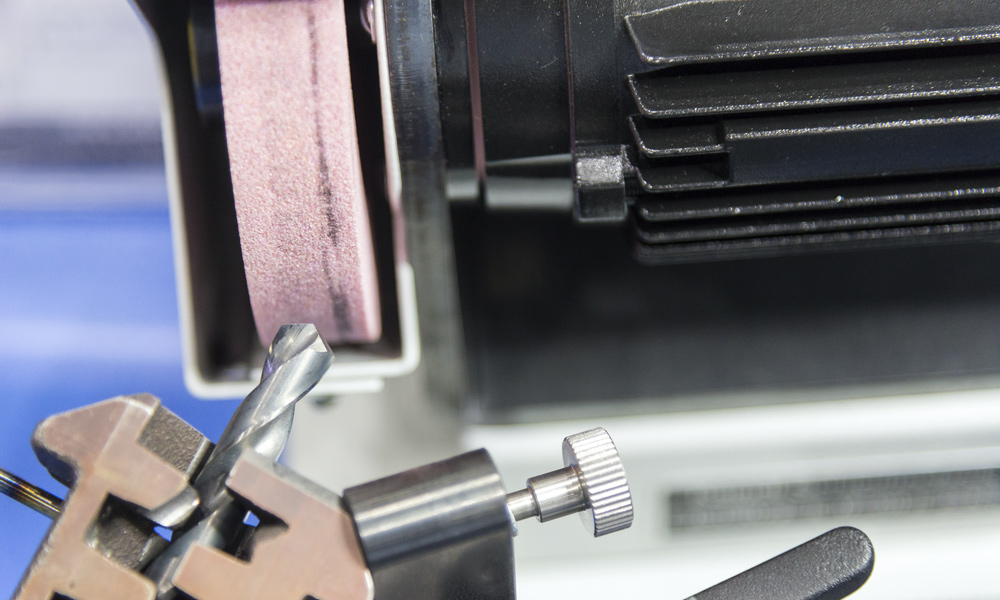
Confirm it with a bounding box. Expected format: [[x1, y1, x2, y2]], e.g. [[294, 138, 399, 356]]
[[215, 0, 381, 346]]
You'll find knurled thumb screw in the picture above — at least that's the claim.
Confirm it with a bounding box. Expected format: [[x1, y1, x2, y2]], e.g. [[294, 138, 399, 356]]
[[505, 427, 633, 537]]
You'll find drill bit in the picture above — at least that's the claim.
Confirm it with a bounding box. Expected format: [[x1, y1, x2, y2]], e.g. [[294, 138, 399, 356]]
[[0, 467, 62, 519], [145, 323, 334, 597]]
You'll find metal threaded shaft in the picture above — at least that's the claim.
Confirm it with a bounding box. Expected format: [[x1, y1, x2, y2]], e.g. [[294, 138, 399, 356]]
[[145, 324, 334, 597]]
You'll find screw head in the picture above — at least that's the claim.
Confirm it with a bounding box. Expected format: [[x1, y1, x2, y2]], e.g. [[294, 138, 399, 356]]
[[562, 428, 633, 537]]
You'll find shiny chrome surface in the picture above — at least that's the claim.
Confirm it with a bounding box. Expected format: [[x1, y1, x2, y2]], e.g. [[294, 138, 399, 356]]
[[343, 449, 515, 600], [525, 466, 587, 522], [344, 449, 512, 568], [506, 427, 633, 537], [504, 488, 536, 523], [563, 428, 633, 537]]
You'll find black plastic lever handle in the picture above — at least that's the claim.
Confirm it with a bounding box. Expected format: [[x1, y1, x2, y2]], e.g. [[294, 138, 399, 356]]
[[683, 527, 874, 600]]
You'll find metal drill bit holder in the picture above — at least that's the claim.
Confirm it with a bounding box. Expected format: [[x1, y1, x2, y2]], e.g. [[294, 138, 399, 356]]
[[341, 427, 633, 600], [6, 325, 635, 600], [3, 323, 873, 600]]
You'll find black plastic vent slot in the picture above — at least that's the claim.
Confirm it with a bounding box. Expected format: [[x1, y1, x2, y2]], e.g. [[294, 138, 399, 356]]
[[633, 170, 1000, 262], [636, 171, 1000, 222], [628, 53, 1000, 118], [636, 200, 1000, 245], [626, 0, 1000, 67], [630, 101, 1000, 193], [622, 2, 1000, 263]]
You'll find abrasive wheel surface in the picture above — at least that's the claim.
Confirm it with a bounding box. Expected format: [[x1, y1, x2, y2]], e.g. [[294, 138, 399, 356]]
[[215, 0, 381, 345]]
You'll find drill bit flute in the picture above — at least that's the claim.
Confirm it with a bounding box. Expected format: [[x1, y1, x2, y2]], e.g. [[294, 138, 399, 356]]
[[145, 324, 334, 597]]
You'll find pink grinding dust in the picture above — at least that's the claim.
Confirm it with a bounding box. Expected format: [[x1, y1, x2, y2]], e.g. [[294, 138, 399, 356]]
[[215, 0, 381, 346]]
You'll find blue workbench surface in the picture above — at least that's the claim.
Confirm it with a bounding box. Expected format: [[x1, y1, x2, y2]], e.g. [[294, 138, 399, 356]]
[[0, 166, 237, 596]]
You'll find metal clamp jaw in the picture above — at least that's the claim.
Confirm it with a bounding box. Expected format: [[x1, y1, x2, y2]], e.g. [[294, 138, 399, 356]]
[[4, 325, 635, 600], [3, 324, 872, 600]]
